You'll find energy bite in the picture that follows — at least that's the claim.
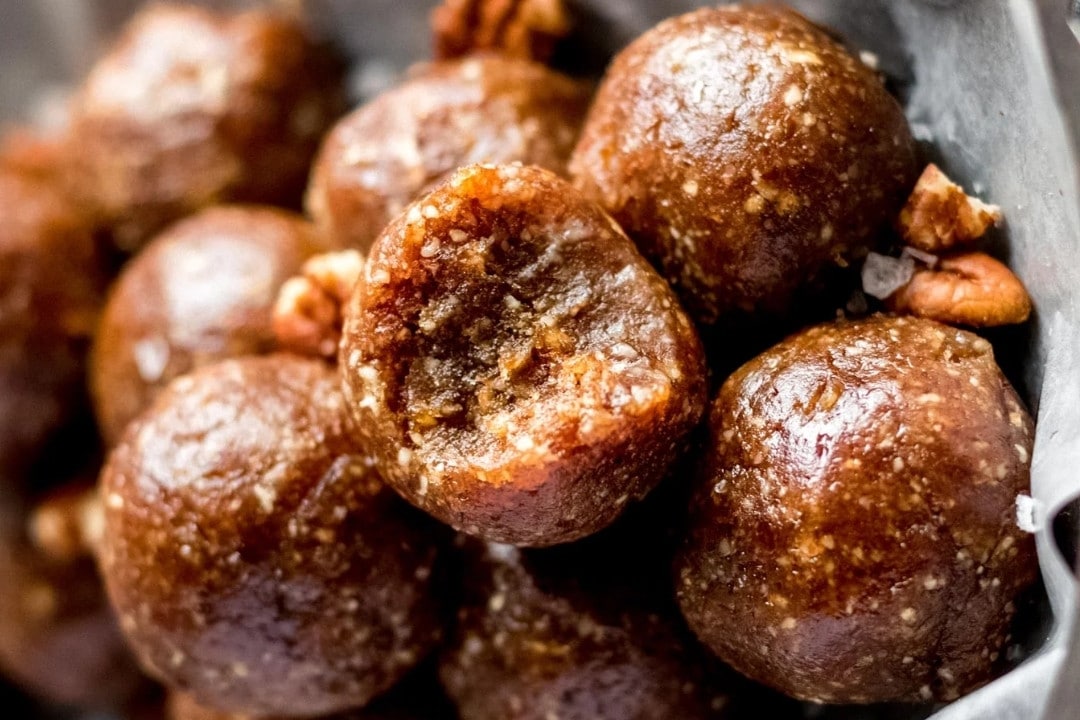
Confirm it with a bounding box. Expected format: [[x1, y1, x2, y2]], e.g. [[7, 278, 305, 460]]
[[676, 315, 1036, 703], [439, 540, 734, 720], [341, 164, 707, 546], [99, 356, 444, 717], [570, 5, 917, 324], [90, 205, 324, 445], [306, 56, 590, 252], [0, 169, 103, 483], [0, 484, 143, 710], [68, 4, 344, 250]]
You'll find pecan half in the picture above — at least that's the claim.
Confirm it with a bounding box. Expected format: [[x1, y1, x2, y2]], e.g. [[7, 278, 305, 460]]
[[888, 251, 1031, 327], [273, 249, 364, 359], [431, 0, 571, 63], [898, 164, 1002, 252]]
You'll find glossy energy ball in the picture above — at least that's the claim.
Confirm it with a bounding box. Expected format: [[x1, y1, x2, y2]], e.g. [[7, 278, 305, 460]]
[[90, 205, 323, 445], [99, 355, 444, 717], [341, 164, 707, 546], [0, 169, 102, 483], [306, 55, 590, 252], [570, 5, 917, 324], [439, 539, 735, 720], [676, 315, 1037, 703], [69, 4, 343, 250]]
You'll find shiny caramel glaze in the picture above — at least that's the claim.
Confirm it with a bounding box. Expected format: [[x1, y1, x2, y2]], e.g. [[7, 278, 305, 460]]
[[306, 55, 590, 252], [439, 537, 736, 719], [0, 169, 103, 484], [69, 4, 344, 250], [570, 6, 916, 325], [676, 315, 1036, 703], [90, 205, 324, 445], [341, 164, 707, 546], [99, 356, 445, 716]]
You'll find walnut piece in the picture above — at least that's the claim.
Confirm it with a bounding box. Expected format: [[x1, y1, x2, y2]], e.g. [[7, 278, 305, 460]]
[[431, 0, 571, 63], [888, 251, 1031, 327], [29, 486, 104, 563], [273, 250, 364, 359], [898, 164, 1002, 252]]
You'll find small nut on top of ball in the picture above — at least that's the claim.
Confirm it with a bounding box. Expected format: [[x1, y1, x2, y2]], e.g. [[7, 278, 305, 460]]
[[570, 5, 917, 324], [68, 3, 344, 250], [340, 164, 707, 546], [99, 355, 445, 717], [676, 315, 1036, 703]]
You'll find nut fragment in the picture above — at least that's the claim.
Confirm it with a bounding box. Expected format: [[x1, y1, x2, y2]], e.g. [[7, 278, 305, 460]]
[[273, 250, 364, 358], [888, 251, 1031, 327], [898, 164, 1002, 252], [28, 485, 104, 563], [431, 0, 571, 62]]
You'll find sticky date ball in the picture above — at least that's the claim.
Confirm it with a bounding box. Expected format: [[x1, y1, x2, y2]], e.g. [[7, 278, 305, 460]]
[[99, 355, 444, 717], [0, 169, 103, 482], [439, 540, 734, 720], [90, 205, 323, 445], [0, 484, 143, 709], [69, 4, 344, 250], [306, 55, 590, 252], [570, 5, 917, 324], [341, 164, 707, 546], [676, 315, 1037, 703]]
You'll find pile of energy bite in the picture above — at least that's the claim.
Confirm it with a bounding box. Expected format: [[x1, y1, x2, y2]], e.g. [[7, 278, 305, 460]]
[[0, 1, 1039, 718]]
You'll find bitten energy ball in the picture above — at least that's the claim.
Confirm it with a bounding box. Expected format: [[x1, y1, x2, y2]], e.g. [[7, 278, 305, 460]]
[[341, 164, 707, 546], [69, 4, 343, 250], [99, 356, 444, 717], [90, 205, 323, 445], [439, 540, 733, 720], [676, 315, 1037, 703], [306, 56, 590, 252], [0, 169, 102, 482], [570, 5, 917, 324]]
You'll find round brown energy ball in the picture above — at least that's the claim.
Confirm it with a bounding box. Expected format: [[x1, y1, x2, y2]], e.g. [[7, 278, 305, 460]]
[[90, 205, 323, 446], [68, 4, 344, 250], [0, 169, 103, 483], [340, 164, 707, 546], [570, 5, 917, 324], [676, 315, 1037, 703], [99, 355, 445, 717], [306, 55, 590, 252], [0, 483, 144, 710], [439, 540, 735, 720]]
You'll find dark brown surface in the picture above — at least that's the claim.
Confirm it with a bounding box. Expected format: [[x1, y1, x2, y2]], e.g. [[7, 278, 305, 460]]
[[99, 355, 445, 717], [0, 168, 103, 486], [439, 538, 735, 720], [570, 5, 917, 325], [0, 482, 144, 710], [166, 660, 457, 720], [676, 315, 1037, 703], [340, 163, 707, 546], [306, 55, 590, 253], [90, 205, 324, 446], [68, 4, 344, 251]]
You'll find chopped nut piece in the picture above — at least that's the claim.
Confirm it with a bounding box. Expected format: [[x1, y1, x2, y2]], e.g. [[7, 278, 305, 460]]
[[898, 164, 1002, 252], [28, 486, 104, 563], [888, 251, 1032, 327], [432, 0, 571, 63], [273, 250, 364, 359]]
